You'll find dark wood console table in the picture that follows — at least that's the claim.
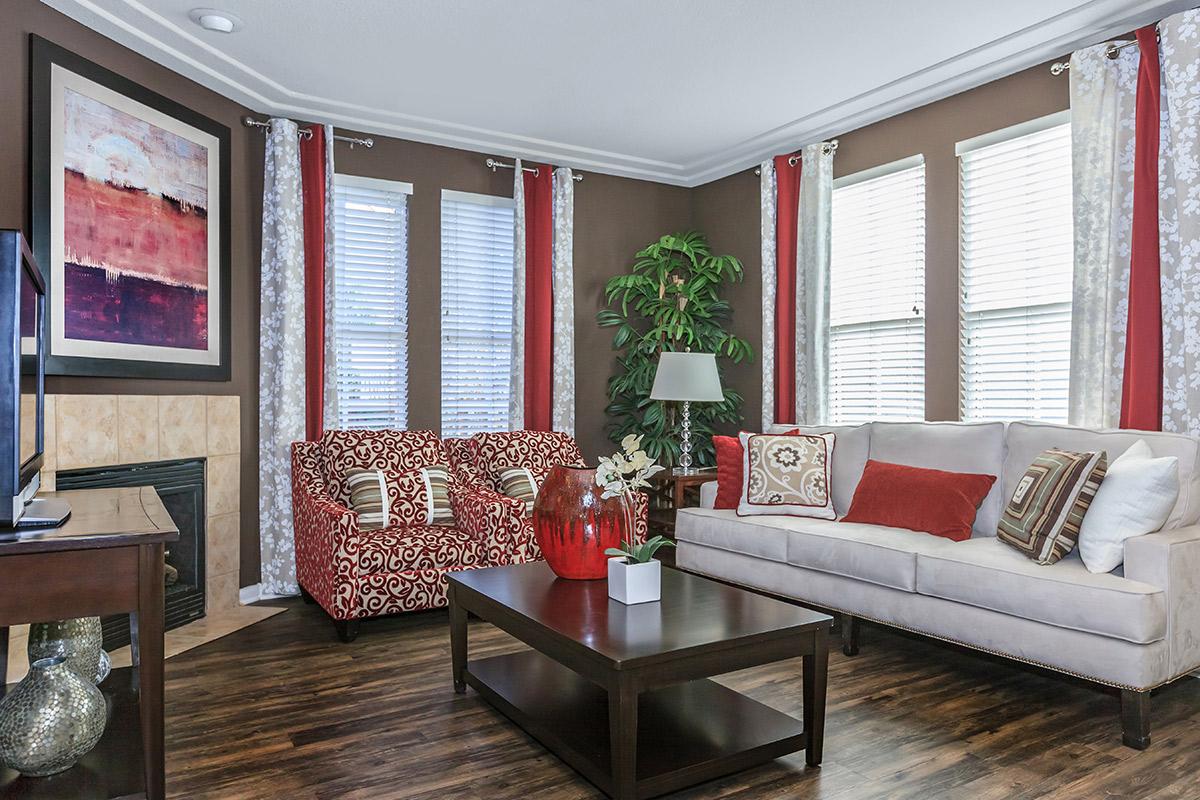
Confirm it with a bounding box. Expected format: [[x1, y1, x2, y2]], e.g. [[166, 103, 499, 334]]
[[0, 487, 178, 800]]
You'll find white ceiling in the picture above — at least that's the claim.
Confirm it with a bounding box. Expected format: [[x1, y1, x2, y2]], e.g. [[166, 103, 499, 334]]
[[44, 0, 1190, 186]]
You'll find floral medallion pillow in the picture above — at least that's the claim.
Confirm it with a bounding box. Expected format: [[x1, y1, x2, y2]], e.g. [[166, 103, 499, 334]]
[[736, 432, 836, 520]]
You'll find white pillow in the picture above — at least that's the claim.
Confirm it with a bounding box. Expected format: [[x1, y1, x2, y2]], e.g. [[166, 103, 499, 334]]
[[736, 431, 836, 520], [1078, 439, 1179, 574]]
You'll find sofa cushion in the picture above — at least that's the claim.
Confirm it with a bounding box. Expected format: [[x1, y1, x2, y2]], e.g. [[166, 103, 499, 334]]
[[867, 421, 1006, 537], [674, 508, 790, 563], [357, 525, 488, 575], [1005, 421, 1200, 531], [784, 518, 960, 591], [769, 422, 870, 516], [320, 429, 448, 506], [916, 537, 1166, 644]]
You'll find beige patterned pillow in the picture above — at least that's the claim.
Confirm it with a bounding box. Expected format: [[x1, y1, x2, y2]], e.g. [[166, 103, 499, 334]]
[[498, 467, 539, 515], [736, 432, 836, 520]]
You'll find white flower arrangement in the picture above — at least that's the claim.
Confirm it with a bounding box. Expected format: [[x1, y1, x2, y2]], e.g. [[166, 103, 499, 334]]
[[596, 434, 665, 500]]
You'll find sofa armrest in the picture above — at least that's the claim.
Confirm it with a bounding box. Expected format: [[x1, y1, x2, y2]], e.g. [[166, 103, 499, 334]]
[[1124, 524, 1200, 678], [699, 481, 718, 510], [291, 442, 361, 619], [450, 484, 527, 565]]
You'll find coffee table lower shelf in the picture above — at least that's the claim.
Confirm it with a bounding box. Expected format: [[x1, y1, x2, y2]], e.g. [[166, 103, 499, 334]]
[[464, 649, 808, 800]]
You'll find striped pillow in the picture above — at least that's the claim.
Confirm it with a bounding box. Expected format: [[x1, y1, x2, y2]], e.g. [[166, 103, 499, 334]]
[[498, 467, 539, 515], [344, 465, 455, 529], [997, 448, 1107, 565]]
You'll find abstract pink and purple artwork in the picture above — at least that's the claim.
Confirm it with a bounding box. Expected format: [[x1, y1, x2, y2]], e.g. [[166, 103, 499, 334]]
[[61, 88, 208, 351]]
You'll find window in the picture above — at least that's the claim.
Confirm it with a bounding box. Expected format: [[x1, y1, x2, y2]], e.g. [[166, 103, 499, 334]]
[[440, 190, 515, 438], [331, 174, 412, 430], [828, 156, 926, 423], [958, 113, 1073, 422]]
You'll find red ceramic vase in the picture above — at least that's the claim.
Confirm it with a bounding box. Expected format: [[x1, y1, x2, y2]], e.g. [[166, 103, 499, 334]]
[[533, 465, 632, 579]]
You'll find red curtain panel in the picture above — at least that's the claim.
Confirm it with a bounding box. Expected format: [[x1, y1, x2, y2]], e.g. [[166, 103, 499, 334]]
[[773, 155, 803, 425], [1121, 25, 1163, 431], [523, 165, 555, 431], [300, 125, 327, 441]]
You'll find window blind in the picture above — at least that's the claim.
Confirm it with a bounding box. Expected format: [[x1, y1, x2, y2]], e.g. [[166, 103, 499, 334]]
[[331, 174, 412, 431], [828, 158, 926, 423], [440, 190, 516, 438], [958, 116, 1073, 422]]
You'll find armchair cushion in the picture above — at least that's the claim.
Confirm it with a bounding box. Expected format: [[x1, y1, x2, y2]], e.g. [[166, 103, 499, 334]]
[[320, 429, 447, 505], [470, 430, 586, 491], [345, 465, 454, 529], [357, 525, 488, 575]]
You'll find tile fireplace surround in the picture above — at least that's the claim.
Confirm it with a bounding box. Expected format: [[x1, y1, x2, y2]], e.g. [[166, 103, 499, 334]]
[[6, 394, 279, 682]]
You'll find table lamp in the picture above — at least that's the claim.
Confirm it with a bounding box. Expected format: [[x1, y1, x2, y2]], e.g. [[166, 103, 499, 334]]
[[649, 351, 724, 475]]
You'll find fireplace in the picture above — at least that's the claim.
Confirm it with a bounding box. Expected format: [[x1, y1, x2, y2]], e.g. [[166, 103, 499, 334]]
[[56, 458, 207, 650]]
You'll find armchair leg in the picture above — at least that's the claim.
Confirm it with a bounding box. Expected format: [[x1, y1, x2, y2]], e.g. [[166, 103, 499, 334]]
[[1121, 689, 1151, 750], [841, 614, 859, 657], [334, 619, 361, 643], [298, 585, 316, 605]]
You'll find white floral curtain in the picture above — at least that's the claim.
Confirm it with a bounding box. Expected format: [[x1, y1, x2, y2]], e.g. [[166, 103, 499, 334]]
[[258, 119, 305, 597], [508, 159, 527, 431], [551, 167, 576, 434], [1068, 43, 1139, 429], [795, 142, 832, 426], [1159, 10, 1200, 437], [759, 159, 778, 432], [320, 124, 339, 430]]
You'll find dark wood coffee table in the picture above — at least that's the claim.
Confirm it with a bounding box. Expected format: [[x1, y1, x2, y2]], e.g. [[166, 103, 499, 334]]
[[447, 562, 832, 800]]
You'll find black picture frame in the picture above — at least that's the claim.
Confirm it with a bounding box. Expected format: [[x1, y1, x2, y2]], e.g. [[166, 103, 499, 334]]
[[29, 34, 231, 381]]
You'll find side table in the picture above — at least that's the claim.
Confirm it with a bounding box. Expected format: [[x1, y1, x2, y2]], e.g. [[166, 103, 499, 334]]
[[647, 468, 716, 538]]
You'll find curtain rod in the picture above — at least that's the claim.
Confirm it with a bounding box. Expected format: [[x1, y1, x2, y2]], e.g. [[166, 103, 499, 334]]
[[242, 116, 374, 149], [485, 157, 584, 182], [1051, 30, 1151, 74], [751, 139, 839, 176]]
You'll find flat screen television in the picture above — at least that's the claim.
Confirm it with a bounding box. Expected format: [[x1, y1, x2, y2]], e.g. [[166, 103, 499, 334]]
[[0, 230, 69, 528]]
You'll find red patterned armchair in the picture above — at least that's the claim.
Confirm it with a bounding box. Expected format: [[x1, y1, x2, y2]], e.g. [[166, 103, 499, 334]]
[[446, 430, 649, 564], [292, 429, 528, 641]]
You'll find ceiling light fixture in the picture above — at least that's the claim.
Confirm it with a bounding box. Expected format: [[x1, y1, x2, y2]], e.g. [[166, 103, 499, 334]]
[[187, 8, 243, 34]]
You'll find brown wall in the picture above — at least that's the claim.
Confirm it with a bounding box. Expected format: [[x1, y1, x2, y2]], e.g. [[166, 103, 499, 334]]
[[0, 0, 264, 585], [691, 62, 1071, 423]]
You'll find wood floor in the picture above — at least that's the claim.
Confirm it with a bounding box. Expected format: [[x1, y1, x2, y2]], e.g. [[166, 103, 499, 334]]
[[164, 597, 1200, 800]]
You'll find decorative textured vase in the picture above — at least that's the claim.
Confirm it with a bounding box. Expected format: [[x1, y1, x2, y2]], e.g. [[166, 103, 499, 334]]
[[533, 466, 633, 579], [0, 656, 107, 777], [28, 617, 111, 685]]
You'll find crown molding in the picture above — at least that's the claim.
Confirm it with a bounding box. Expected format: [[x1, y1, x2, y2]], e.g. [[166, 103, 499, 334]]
[[41, 0, 1192, 188]]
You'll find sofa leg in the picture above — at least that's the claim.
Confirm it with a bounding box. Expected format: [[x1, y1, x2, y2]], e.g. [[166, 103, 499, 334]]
[[298, 585, 316, 605], [334, 619, 361, 643], [841, 614, 859, 657], [1121, 689, 1151, 750]]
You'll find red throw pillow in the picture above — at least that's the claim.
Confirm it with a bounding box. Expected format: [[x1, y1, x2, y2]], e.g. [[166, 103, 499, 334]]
[[841, 460, 997, 541], [712, 429, 800, 509]]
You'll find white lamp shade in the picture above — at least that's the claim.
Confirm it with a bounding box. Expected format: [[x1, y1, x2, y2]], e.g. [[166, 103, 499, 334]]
[[649, 352, 724, 402]]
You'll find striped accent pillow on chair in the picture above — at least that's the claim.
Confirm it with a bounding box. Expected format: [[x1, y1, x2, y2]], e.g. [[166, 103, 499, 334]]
[[345, 465, 455, 529]]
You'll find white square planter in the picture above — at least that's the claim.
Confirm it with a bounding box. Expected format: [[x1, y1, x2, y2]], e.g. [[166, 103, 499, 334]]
[[607, 557, 661, 604]]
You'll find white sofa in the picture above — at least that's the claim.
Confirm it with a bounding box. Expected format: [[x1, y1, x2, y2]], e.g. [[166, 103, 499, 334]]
[[675, 421, 1200, 749]]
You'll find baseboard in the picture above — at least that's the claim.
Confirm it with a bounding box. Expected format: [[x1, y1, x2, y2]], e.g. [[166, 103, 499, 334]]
[[238, 583, 262, 605]]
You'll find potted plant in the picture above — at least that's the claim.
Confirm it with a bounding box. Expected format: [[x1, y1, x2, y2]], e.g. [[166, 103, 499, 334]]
[[605, 536, 675, 604]]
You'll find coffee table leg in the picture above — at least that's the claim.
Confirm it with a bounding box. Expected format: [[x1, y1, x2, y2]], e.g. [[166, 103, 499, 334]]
[[803, 628, 829, 767], [449, 585, 467, 694], [609, 675, 638, 800]]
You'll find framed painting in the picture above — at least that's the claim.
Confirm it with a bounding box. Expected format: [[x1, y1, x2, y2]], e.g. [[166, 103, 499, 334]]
[[30, 35, 231, 381]]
